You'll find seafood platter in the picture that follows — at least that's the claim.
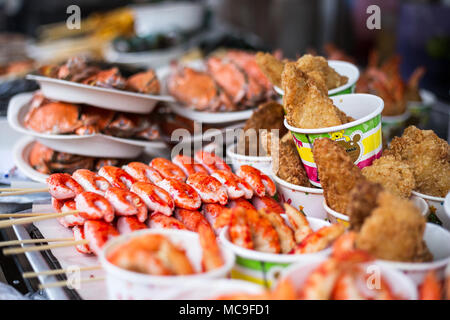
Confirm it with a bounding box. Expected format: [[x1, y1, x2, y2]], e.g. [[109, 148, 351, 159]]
[[1, 47, 449, 302]]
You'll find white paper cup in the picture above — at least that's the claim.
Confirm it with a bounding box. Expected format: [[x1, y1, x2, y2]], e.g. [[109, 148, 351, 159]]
[[444, 193, 450, 225], [272, 173, 326, 219], [219, 216, 331, 288], [274, 60, 360, 97], [411, 191, 449, 230], [279, 257, 418, 300], [324, 197, 429, 227], [100, 229, 235, 300], [377, 223, 450, 285], [226, 143, 272, 177]]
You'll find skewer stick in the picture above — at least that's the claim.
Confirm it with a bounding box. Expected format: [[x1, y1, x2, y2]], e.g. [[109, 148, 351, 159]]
[[0, 210, 79, 229], [0, 212, 71, 218], [0, 187, 49, 197], [2, 239, 89, 255], [38, 277, 105, 290], [23, 265, 102, 279], [0, 188, 40, 192], [0, 238, 74, 247]]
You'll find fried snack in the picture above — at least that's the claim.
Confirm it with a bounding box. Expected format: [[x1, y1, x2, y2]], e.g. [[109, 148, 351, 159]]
[[296, 54, 348, 90], [282, 63, 345, 129], [270, 132, 311, 187], [346, 180, 383, 231], [385, 126, 450, 197], [255, 52, 285, 88], [362, 155, 416, 198], [313, 138, 365, 213], [237, 101, 288, 156], [355, 191, 432, 262]]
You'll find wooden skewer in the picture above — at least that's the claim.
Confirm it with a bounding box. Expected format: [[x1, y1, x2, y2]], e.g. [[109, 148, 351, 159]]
[[23, 265, 102, 279], [38, 277, 105, 290], [0, 210, 79, 229], [2, 239, 88, 255], [0, 212, 71, 218], [0, 238, 74, 247], [0, 187, 49, 197]]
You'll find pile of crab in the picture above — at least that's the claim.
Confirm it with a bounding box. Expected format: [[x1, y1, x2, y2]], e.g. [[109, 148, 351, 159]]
[[167, 50, 277, 112]]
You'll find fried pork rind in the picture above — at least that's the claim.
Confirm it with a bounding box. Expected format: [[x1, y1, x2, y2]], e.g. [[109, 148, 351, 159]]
[[255, 52, 285, 88], [355, 191, 432, 262], [296, 54, 348, 90], [313, 138, 364, 213], [282, 63, 345, 129], [346, 180, 383, 231], [362, 155, 416, 198], [270, 132, 311, 187], [237, 101, 287, 156], [385, 126, 450, 197]]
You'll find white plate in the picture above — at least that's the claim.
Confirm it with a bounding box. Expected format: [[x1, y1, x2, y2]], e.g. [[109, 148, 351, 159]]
[[13, 136, 49, 183], [26, 74, 175, 114], [7, 92, 167, 158]]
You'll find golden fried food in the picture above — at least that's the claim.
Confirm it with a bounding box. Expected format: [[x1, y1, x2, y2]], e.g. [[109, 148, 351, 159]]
[[385, 126, 450, 197], [362, 155, 416, 198], [346, 180, 383, 231], [296, 54, 348, 90], [255, 52, 285, 88], [282, 63, 345, 129], [237, 101, 287, 156], [271, 132, 311, 187], [313, 138, 365, 213], [355, 191, 432, 262]]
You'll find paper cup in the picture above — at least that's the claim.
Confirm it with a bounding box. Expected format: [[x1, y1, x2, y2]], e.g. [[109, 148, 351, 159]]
[[381, 111, 411, 143], [274, 60, 360, 97], [377, 223, 450, 285], [279, 257, 418, 300], [100, 229, 235, 300], [219, 216, 331, 288], [411, 191, 449, 230], [226, 143, 272, 177], [272, 173, 326, 219], [285, 94, 384, 187], [324, 197, 429, 227], [407, 89, 436, 129], [444, 193, 450, 226]]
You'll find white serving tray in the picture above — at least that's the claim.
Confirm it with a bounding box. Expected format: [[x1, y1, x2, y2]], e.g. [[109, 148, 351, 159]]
[[8, 92, 167, 158], [26, 74, 175, 114]]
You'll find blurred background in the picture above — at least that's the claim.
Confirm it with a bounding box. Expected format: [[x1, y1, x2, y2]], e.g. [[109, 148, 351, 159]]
[[0, 0, 449, 137]]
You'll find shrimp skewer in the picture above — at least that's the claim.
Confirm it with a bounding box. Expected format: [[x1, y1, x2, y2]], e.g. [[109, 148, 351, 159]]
[[98, 166, 135, 190], [130, 182, 174, 216], [122, 162, 163, 184], [72, 169, 110, 196], [47, 173, 84, 200], [150, 158, 186, 182], [194, 151, 231, 173], [186, 172, 228, 205], [211, 170, 253, 199], [172, 155, 208, 176], [148, 213, 188, 230], [105, 187, 148, 222], [75, 191, 115, 223], [157, 178, 201, 210], [236, 165, 276, 197]]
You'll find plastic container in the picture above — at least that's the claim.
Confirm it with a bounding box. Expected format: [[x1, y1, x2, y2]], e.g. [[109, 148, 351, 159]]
[[280, 257, 418, 300], [407, 89, 436, 129], [100, 229, 235, 300], [284, 94, 384, 187], [274, 60, 360, 97], [271, 173, 326, 219], [226, 143, 272, 177], [219, 216, 331, 288], [411, 190, 449, 230]]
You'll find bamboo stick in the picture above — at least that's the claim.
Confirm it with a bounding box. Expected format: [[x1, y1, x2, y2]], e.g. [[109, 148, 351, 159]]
[[0, 210, 79, 229], [0, 238, 74, 247], [23, 265, 102, 279], [2, 239, 88, 255], [38, 277, 105, 290]]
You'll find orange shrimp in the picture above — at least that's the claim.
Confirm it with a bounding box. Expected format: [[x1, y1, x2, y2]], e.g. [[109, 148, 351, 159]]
[[211, 169, 253, 199], [58, 199, 85, 228], [75, 191, 115, 222], [194, 150, 231, 173], [130, 182, 174, 216], [83, 220, 119, 255], [150, 158, 186, 182], [198, 223, 224, 272], [148, 212, 188, 230], [98, 166, 135, 190], [252, 195, 284, 215], [105, 187, 148, 222], [116, 216, 147, 234], [172, 154, 208, 176], [72, 225, 92, 254], [186, 172, 228, 205], [294, 224, 346, 254], [236, 165, 276, 197], [122, 162, 163, 184], [72, 169, 110, 195], [157, 178, 201, 210], [202, 203, 230, 234], [419, 271, 443, 300], [284, 203, 313, 243], [47, 173, 83, 200], [174, 208, 212, 232]]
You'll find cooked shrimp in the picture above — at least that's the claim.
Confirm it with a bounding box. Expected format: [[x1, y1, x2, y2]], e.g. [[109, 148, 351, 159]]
[[98, 166, 135, 190], [298, 259, 341, 300], [259, 209, 295, 253], [228, 208, 253, 250], [105, 187, 147, 222], [246, 209, 281, 253], [72, 225, 92, 254], [419, 271, 443, 300], [149, 213, 188, 230], [174, 208, 211, 232], [47, 173, 83, 200], [72, 169, 110, 195], [284, 203, 313, 243], [83, 220, 119, 255], [194, 151, 231, 173], [116, 216, 147, 234], [228, 198, 257, 211], [252, 196, 284, 214], [157, 178, 201, 210], [75, 191, 115, 222], [202, 204, 231, 234], [150, 158, 186, 181], [236, 165, 276, 197], [294, 224, 346, 254], [130, 182, 174, 216], [122, 162, 163, 184], [198, 223, 224, 272], [59, 199, 85, 228], [211, 169, 253, 199], [172, 154, 208, 176], [155, 238, 195, 275], [186, 172, 228, 205]]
